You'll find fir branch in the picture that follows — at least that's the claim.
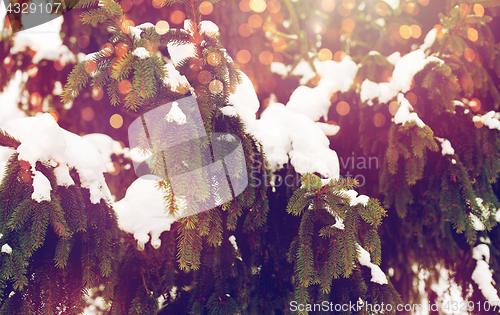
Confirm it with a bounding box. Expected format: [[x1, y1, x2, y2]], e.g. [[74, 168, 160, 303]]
[[0, 128, 21, 150]]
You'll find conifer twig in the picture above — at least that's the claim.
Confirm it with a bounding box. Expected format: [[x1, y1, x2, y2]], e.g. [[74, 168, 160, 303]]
[[0, 127, 21, 149]]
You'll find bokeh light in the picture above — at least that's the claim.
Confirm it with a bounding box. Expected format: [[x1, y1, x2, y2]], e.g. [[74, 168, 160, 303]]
[[468, 28, 478, 42], [3, 56, 14, 71], [342, 18, 355, 32], [27, 65, 38, 78], [120, 0, 132, 12], [198, 70, 212, 84], [92, 86, 104, 101], [318, 48, 333, 61], [460, 3, 470, 16], [375, 2, 389, 16], [336, 101, 350, 116], [237, 50, 251, 64], [199, 1, 213, 15], [334, 51, 346, 62], [321, 0, 335, 12], [267, 0, 280, 13], [85, 60, 97, 74], [389, 101, 400, 115], [250, 0, 266, 12], [405, 2, 419, 15], [110, 114, 124, 128], [399, 25, 411, 39], [313, 22, 327, 35], [474, 117, 483, 128], [248, 14, 263, 28], [207, 52, 221, 66], [464, 48, 476, 62], [101, 43, 114, 57], [271, 37, 286, 51], [410, 25, 421, 38], [118, 80, 131, 94], [115, 43, 129, 56], [120, 20, 134, 34], [77, 35, 90, 49], [54, 59, 66, 71], [239, 0, 251, 12], [239, 23, 252, 37], [170, 11, 185, 24], [273, 52, 283, 63], [434, 25, 445, 38], [373, 113, 386, 127], [470, 98, 481, 112], [30, 92, 42, 107], [418, 0, 429, 6], [82, 107, 95, 121], [342, 0, 355, 10], [474, 4, 484, 17], [209, 80, 224, 94], [406, 92, 418, 106], [259, 51, 273, 65], [263, 21, 277, 32], [155, 20, 170, 35], [338, 4, 351, 17]]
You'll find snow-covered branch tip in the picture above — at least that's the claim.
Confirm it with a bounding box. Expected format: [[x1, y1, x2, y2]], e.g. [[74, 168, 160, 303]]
[[0, 128, 21, 150]]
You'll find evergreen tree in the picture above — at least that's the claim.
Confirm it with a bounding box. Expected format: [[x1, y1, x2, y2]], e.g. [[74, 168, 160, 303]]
[[1, 0, 500, 314]]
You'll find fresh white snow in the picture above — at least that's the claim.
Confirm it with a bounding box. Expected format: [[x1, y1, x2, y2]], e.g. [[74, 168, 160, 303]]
[[393, 93, 426, 128], [344, 190, 370, 206], [31, 170, 52, 202], [356, 244, 388, 285], [1, 244, 12, 254], [435, 137, 455, 155], [165, 102, 187, 125], [4, 114, 111, 204], [471, 244, 500, 305], [132, 47, 150, 59], [114, 177, 183, 250]]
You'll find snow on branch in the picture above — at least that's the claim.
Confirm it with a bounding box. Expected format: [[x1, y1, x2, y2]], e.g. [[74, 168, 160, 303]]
[[435, 137, 455, 155], [3, 114, 111, 204], [360, 29, 442, 105], [114, 178, 183, 250], [356, 243, 388, 285], [471, 244, 500, 304]]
